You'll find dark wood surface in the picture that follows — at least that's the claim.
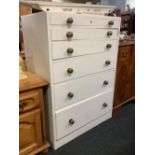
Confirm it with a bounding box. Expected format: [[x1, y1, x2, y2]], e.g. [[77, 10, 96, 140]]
[[113, 40, 135, 116]]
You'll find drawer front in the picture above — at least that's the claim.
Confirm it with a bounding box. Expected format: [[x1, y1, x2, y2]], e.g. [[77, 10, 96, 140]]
[[53, 52, 117, 83], [19, 89, 41, 113], [54, 70, 115, 110], [50, 26, 119, 41], [51, 40, 118, 59], [19, 109, 42, 155], [55, 91, 113, 140], [49, 12, 121, 28]]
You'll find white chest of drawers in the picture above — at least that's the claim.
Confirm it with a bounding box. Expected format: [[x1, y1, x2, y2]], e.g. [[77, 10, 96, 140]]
[[21, 3, 121, 149]]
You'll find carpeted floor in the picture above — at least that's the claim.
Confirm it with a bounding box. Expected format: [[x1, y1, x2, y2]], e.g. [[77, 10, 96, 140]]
[[40, 102, 135, 155]]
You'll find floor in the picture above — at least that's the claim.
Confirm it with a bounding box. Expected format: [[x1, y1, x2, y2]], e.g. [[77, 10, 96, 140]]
[[40, 102, 135, 155]]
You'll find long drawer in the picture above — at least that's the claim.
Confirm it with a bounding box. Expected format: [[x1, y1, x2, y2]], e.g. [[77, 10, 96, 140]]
[[50, 26, 119, 41], [49, 12, 121, 28], [51, 40, 118, 59], [53, 70, 115, 110], [55, 91, 113, 140], [53, 52, 117, 83]]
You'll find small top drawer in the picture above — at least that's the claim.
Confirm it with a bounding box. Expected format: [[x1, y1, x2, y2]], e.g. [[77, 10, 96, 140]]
[[19, 89, 42, 113], [49, 12, 121, 28]]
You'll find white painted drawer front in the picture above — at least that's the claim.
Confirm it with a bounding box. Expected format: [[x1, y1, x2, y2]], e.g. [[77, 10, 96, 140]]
[[53, 52, 117, 83], [54, 70, 115, 110], [51, 40, 118, 59], [55, 91, 113, 140], [49, 12, 121, 28], [50, 26, 119, 41]]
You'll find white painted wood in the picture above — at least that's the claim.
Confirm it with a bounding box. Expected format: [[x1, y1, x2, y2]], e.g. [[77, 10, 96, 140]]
[[54, 70, 115, 110], [21, 12, 57, 144], [21, 9, 120, 150], [54, 112, 112, 149], [55, 91, 113, 140], [49, 12, 121, 28], [51, 40, 118, 59], [53, 51, 117, 83], [50, 26, 119, 41]]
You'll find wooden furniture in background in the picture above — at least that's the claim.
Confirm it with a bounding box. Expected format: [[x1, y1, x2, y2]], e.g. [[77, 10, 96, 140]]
[[120, 13, 135, 35], [19, 72, 50, 155], [113, 40, 135, 116]]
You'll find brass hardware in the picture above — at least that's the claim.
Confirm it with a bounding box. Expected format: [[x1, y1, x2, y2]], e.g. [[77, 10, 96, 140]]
[[19, 101, 27, 112], [106, 44, 112, 49], [67, 48, 74, 54], [66, 32, 73, 38], [66, 17, 74, 24], [107, 31, 113, 37], [46, 8, 50, 11], [105, 60, 111, 65], [67, 68, 74, 74], [103, 80, 109, 85], [69, 119, 75, 125], [68, 92, 74, 98], [103, 102, 108, 108], [108, 21, 114, 26]]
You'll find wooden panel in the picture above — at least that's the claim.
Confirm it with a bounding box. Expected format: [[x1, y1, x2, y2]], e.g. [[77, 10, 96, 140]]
[[19, 109, 43, 155], [113, 44, 135, 109], [51, 40, 118, 59], [49, 12, 120, 28], [54, 70, 115, 110], [55, 91, 113, 140], [50, 26, 119, 41], [130, 45, 135, 97], [19, 89, 41, 113], [53, 52, 117, 83]]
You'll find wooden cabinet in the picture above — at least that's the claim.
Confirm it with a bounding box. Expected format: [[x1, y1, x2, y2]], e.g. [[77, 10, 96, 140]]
[[113, 41, 135, 115], [19, 72, 50, 155]]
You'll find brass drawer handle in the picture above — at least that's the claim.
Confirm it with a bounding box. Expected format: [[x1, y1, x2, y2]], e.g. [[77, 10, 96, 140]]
[[105, 60, 111, 65], [67, 68, 74, 74], [66, 17, 74, 24], [106, 44, 112, 49], [67, 48, 74, 54], [103, 102, 108, 108], [103, 80, 109, 85], [69, 118, 75, 125], [107, 31, 113, 37], [66, 32, 73, 39], [108, 21, 114, 26], [68, 92, 74, 98], [19, 101, 28, 112]]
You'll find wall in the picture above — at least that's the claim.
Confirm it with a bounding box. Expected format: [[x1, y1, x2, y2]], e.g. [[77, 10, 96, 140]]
[[100, 0, 127, 12]]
